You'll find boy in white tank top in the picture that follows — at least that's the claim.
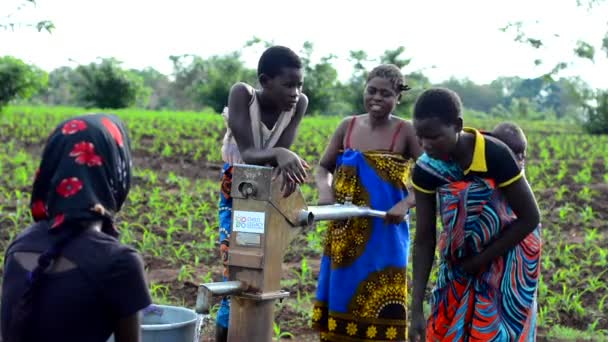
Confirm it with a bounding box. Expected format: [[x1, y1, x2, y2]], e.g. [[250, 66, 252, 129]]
[[216, 46, 309, 341]]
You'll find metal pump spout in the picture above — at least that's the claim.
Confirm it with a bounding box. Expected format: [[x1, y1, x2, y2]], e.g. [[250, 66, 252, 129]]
[[195, 281, 248, 314], [296, 203, 408, 227]]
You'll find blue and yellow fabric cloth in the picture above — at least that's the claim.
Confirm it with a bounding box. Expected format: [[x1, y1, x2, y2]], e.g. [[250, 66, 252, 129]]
[[312, 148, 412, 341]]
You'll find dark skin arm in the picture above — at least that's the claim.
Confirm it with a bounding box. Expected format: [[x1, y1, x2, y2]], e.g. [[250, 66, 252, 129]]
[[315, 117, 350, 204], [114, 253, 149, 342], [271, 92, 310, 195], [384, 121, 423, 223], [228, 82, 309, 194], [459, 175, 540, 274], [409, 189, 437, 341], [114, 313, 142, 342], [227, 83, 308, 166]]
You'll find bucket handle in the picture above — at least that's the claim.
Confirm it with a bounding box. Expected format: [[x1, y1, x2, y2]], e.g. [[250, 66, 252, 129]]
[[142, 304, 164, 316]]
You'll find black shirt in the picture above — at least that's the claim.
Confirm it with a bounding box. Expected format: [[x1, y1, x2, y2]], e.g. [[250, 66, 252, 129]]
[[412, 128, 523, 193], [1, 221, 152, 342]]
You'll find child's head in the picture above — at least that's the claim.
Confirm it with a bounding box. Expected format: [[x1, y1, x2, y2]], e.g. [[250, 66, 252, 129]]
[[412, 87, 463, 159], [492, 122, 527, 167], [30, 114, 132, 236], [364, 64, 410, 119], [257, 46, 304, 111]]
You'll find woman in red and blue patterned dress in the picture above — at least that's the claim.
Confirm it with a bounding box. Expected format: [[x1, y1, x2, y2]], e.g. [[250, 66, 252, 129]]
[[409, 88, 542, 342]]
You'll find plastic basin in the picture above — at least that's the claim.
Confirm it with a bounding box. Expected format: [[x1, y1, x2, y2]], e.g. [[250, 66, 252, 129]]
[[107, 304, 198, 342]]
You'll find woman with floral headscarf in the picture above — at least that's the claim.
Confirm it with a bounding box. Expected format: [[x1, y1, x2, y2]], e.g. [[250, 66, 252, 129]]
[[1, 114, 152, 342]]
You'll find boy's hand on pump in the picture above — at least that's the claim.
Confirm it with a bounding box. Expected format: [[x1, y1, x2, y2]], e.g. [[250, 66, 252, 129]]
[[274, 148, 309, 183], [280, 174, 298, 198], [272, 168, 298, 198], [273, 148, 309, 197]]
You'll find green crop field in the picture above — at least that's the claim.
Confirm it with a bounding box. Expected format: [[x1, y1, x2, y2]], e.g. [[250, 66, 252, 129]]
[[1, 106, 607, 341]]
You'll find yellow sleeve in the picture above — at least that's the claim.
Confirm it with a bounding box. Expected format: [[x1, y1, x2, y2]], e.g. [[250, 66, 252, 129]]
[[498, 170, 524, 188]]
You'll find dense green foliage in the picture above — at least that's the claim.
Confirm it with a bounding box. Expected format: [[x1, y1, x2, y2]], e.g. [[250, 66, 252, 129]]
[[0, 56, 47, 110]]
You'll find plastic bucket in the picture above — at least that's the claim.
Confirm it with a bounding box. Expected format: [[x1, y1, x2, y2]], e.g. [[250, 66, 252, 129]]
[[108, 304, 198, 342]]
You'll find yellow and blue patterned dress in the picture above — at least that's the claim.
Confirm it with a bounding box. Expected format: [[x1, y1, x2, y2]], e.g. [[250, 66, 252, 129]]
[[312, 118, 413, 341]]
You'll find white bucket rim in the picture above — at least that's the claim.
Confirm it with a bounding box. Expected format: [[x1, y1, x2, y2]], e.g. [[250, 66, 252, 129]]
[[141, 304, 198, 331]]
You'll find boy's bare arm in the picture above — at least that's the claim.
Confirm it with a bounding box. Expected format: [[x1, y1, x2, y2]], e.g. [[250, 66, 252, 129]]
[[227, 83, 281, 166], [227, 83, 308, 190]]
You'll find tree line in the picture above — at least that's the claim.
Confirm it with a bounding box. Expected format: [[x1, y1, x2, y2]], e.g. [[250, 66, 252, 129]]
[[2, 0, 608, 133], [1, 39, 607, 133]]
